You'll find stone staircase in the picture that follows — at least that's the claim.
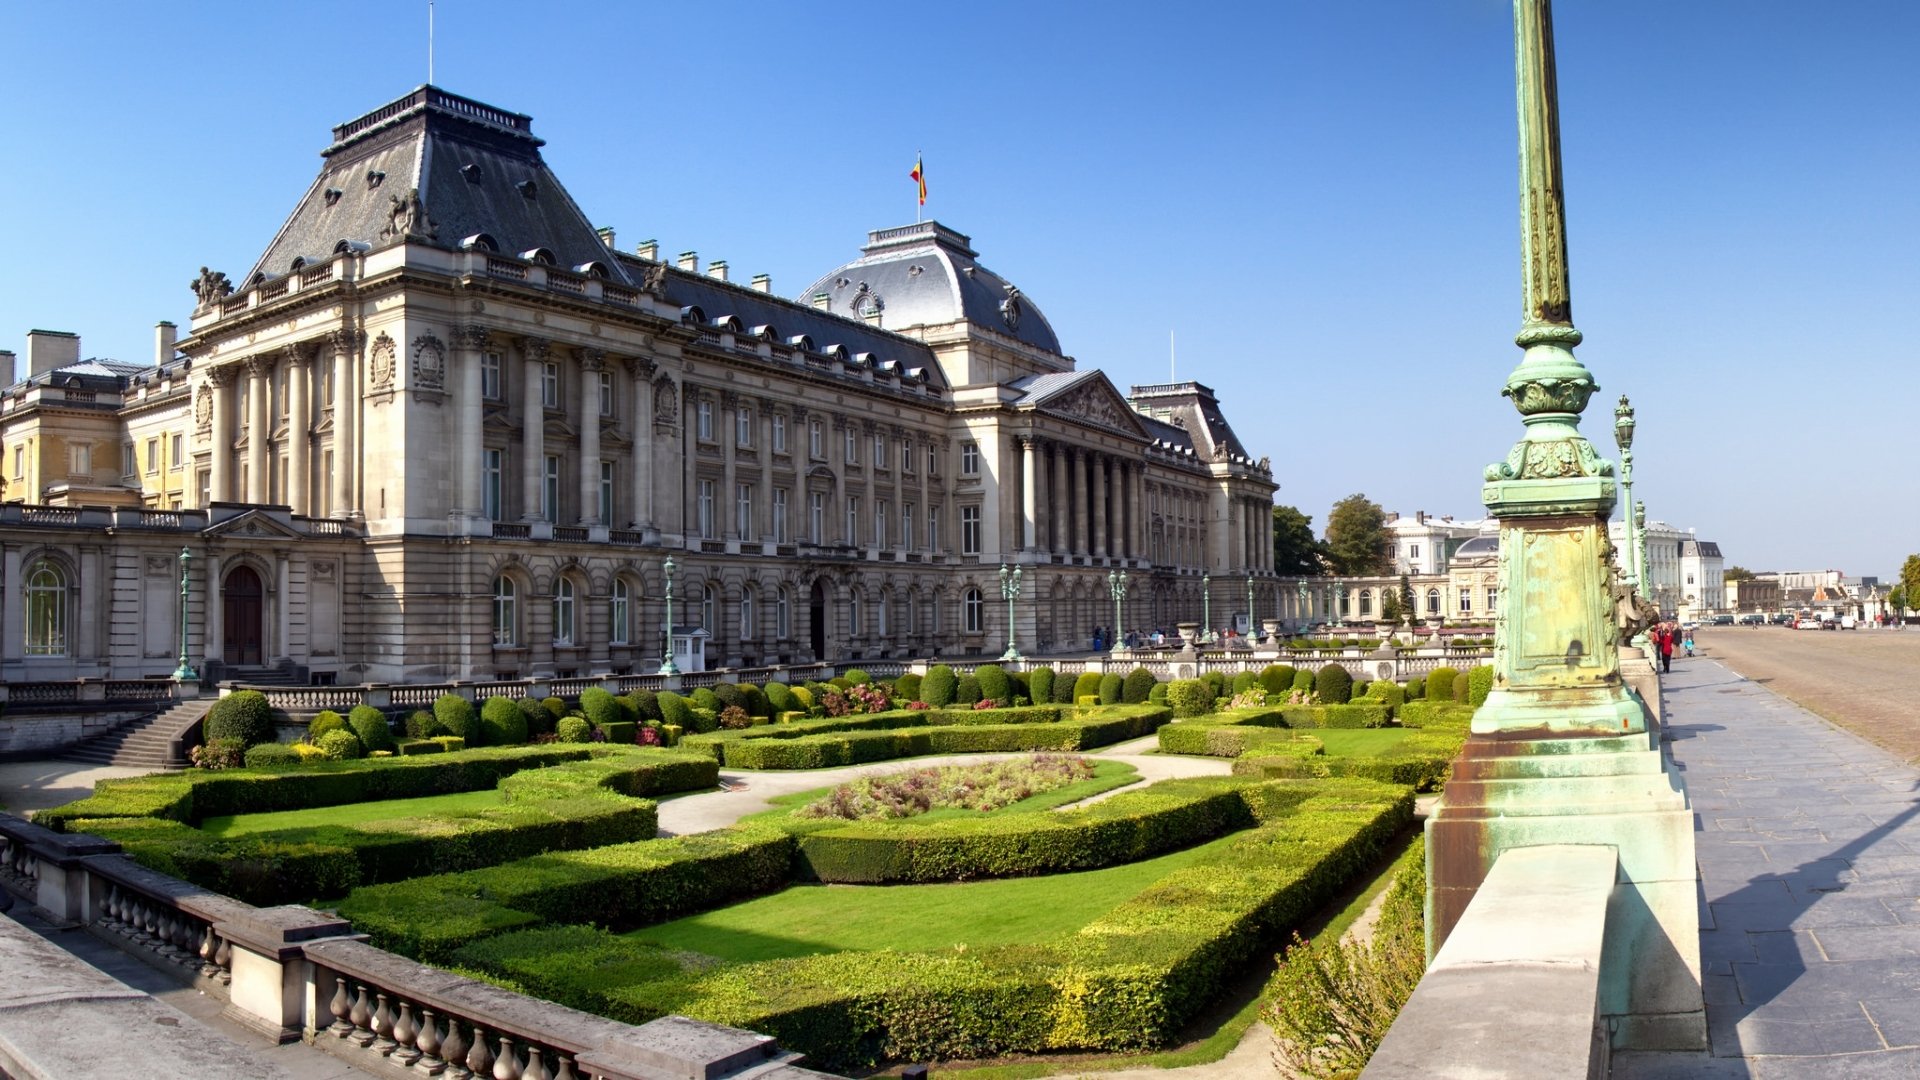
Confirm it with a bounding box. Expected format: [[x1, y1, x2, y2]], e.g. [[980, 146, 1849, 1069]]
[[55, 698, 214, 770]]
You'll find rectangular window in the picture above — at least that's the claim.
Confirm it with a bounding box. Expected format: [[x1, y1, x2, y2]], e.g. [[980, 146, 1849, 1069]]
[[1487, 587, 1498, 613], [598, 370, 615, 417], [904, 503, 914, 549], [146, 439, 159, 475], [169, 433, 183, 470], [844, 428, 858, 465], [197, 469, 211, 509], [873, 434, 887, 469], [322, 363, 335, 406], [697, 400, 714, 441], [928, 505, 940, 551], [902, 439, 914, 473], [736, 482, 754, 538], [961, 441, 979, 475], [481, 352, 502, 400], [808, 491, 825, 544], [773, 487, 789, 543], [121, 443, 136, 478], [808, 420, 823, 459], [846, 497, 860, 544], [1410, 544, 1420, 560], [542, 455, 561, 521], [698, 479, 715, 539], [929, 444, 940, 476], [772, 413, 787, 453], [540, 362, 559, 409], [599, 461, 615, 524], [12, 446, 21, 478], [875, 499, 889, 547], [483, 449, 503, 521], [736, 408, 753, 448], [1459, 590, 1472, 614], [961, 505, 981, 554], [72, 443, 92, 476]]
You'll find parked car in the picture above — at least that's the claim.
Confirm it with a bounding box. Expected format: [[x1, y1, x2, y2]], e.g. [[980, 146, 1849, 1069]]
[[1841, 615, 1858, 630], [1796, 617, 1825, 630], [1767, 613, 1795, 626], [1711, 614, 1737, 626], [1738, 614, 1765, 626]]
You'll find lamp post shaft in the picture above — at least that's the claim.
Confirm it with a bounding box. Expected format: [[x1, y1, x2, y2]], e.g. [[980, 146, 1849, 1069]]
[[172, 547, 198, 682]]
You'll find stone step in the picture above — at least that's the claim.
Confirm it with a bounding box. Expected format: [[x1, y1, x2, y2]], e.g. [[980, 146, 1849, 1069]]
[[1454, 749, 1666, 781], [1441, 772, 1688, 816]]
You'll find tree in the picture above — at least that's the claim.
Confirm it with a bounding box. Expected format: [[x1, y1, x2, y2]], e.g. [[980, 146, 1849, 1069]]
[[1324, 494, 1391, 576], [1272, 505, 1330, 576], [1724, 566, 1756, 583], [1400, 574, 1417, 626], [1890, 584, 1908, 618], [1380, 588, 1403, 627], [1902, 555, 1920, 619]]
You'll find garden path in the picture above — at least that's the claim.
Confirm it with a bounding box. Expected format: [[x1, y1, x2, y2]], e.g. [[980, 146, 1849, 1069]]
[[653, 737, 1231, 837]]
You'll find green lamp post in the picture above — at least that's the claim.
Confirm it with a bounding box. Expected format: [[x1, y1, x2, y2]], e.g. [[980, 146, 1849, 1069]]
[[1296, 579, 1310, 632], [1200, 571, 1212, 644], [1107, 569, 1129, 655], [171, 547, 198, 682], [999, 563, 1024, 661], [1613, 395, 1641, 589], [1334, 579, 1348, 629], [1245, 571, 1258, 643], [658, 556, 679, 676]]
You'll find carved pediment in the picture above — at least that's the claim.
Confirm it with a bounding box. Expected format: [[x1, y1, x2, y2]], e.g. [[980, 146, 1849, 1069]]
[[1024, 374, 1147, 438], [204, 508, 307, 540]]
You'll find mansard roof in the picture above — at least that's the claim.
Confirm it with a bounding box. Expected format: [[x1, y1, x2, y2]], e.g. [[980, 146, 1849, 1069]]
[[1126, 381, 1252, 462], [244, 87, 629, 288]]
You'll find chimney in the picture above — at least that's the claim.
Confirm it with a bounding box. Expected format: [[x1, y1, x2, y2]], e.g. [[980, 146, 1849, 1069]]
[[26, 329, 80, 377], [1417, 510, 1427, 524], [635, 239, 659, 261], [707, 260, 729, 282], [750, 274, 771, 293], [596, 226, 616, 250], [811, 293, 832, 311], [155, 321, 178, 368], [677, 251, 699, 273], [0, 350, 14, 387]]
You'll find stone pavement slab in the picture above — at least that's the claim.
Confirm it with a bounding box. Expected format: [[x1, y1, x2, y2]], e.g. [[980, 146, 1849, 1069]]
[[1613, 657, 1920, 1078], [0, 760, 156, 818]]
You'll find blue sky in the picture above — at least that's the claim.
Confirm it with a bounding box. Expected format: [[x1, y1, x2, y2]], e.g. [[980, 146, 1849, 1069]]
[[3, 2, 1913, 577]]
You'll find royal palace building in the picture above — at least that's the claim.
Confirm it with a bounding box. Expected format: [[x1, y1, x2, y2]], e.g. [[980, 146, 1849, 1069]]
[[0, 87, 1279, 685]]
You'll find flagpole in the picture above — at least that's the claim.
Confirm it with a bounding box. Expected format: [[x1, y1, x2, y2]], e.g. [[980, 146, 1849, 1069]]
[[916, 149, 923, 224]]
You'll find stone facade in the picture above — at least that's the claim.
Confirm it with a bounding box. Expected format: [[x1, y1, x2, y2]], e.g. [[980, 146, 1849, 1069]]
[[0, 87, 1279, 684]]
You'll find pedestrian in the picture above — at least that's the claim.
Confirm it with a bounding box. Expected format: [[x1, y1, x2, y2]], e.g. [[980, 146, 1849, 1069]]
[[1657, 623, 1675, 674], [1683, 626, 1695, 658]]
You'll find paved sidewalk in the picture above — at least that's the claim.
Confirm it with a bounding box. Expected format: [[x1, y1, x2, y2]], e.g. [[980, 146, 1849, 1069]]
[[1613, 657, 1920, 1079], [0, 760, 156, 818]]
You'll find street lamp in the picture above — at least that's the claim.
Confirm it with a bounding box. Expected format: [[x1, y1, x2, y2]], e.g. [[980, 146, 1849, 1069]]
[[1334, 579, 1349, 629], [1108, 569, 1129, 655], [1634, 501, 1651, 614], [171, 547, 198, 682], [1296, 579, 1310, 632], [1612, 396, 1640, 590], [658, 556, 680, 675], [1201, 571, 1212, 644], [1245, 571, 1258, 644], [999, 563, 1024, 661]]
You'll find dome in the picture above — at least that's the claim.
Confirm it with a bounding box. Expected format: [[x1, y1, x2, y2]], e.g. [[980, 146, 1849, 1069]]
[[797, 221, 1062, 355]]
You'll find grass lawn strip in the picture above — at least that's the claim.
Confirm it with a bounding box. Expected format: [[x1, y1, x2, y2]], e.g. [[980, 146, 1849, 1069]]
[[199, 788, 509, 836], [738, 759, 1141, 828], [622, 832, 1243, 963]]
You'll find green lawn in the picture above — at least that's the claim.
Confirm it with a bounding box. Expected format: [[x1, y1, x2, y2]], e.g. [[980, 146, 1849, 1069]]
[[740, 759, 1141, 828], [1314, 728, 1413, 757], [625, 831, 1241, 962], [198, 788, 508, 836]]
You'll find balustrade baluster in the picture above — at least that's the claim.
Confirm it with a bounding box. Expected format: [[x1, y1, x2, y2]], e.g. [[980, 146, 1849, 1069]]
[[171, 916, 199, 967], [415, 1007, 446, 1074], [373, 992, 398, 1054], [552, 1055, 577, 1080], [350, 983, 375, 1047], [213, 934, 232, 983], [327, 975, 354, 1037], [155, 913, 182, 961], [522, 1047, 550, 1080], [394, 1000, 422, 1066], [440, 1018, 472, 1079], [465, 1027, 494, 1077], [493, 1035, 521, 1080]]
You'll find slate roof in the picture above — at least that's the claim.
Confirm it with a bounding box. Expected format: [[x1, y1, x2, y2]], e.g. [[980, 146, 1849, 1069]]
[[243, 87, 629, 288], [1125, 381, 1251, 461], [795, 222, 1063, 355]]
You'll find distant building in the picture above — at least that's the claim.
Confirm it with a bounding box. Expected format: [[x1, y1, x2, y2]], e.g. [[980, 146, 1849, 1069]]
[[1384, 511, 1486, 575]]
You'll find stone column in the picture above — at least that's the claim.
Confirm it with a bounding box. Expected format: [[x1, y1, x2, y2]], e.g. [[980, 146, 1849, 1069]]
[[0, 545, 20, 667], [245, 356, 271, 504], [327, 330, 360, 520], [203, 551, 223, 668], [1019, 436, 1038, 552], [521, 338, 548, 520], [1091, 453, 1108, 559], [274, 550, 291, 662], [720, 392, 740, 540], [759, 400, 776, 543], [1069, 449, 1088, 556], [627, 358, 654, 528], [285, 346, 311, 516], [578, 349, 604, 524], [1050, 443, 1069, 555], [456, 326, 489, 520], [208, 368, 235, 503]]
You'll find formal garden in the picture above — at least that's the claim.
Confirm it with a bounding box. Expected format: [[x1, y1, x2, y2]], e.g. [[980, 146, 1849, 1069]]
[[39, 658, 1491, 1074]]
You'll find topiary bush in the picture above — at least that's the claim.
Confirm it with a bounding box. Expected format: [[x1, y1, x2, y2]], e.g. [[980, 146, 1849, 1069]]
[[1123, 667, 1155, 704], [1292, 668, 1315, 695], [242, 742, 302, 768], [628, 690, 662, 723], [556, 716, 592, 743], [713, 684, 747, 715], [844, 669, 872, 687], [580, 687, 621, 729], [740, 684, 770, 719], [923, 665, 958, 708], [1098, 672, 1124, 706], [1028, 667, 1055, 707], [1231, 672, 1257, 695], [404, 710, 443, 739], [690, 688, 720, 714], [205, 690, 275, 749], [893, 674, 922, 704], [975, 665, 1011, 705], [480, 696, 530, 747], [432, 694, 476, 741], [1316, 664, 1354, 705], [1166, 679, 1215, 718], [658, 691, 694, 729], [309, 710, 347, 741], [1260, 665, 1296, 697], [1427, 666, 1459, 703], [317, 729, 363, 760], [1051, 669, 1077, 705], [348, 705, 396, 754], [765, 682, 798, 715], [1466, 665, 1494, 706], [1453, 669, 1472, 703], [517, 698, 553, 737], [1073, 672, 1102, 703], [1406, 676, 1426, 700], [1203, 671, 1228, 700], [955, 674, 982, 706], [542, 698, 568, 725]]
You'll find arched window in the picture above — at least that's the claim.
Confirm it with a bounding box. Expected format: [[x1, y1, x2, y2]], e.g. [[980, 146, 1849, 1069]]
[[610, 579, 631, 645], [850, 591, 863, 636], [740, 588, 755, 641], [1426, 588, 1441, 615], [701, 585, 716, 631], [776, 587, 791, 639], [1359, 589, 1373, 617], [492, 577, 517, 646], [552, 578, 576, 645], [964, 588, 983, 634], [25, 559, 66, 656]]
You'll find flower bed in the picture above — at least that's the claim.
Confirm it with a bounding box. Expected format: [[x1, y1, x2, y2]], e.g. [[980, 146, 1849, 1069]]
[[797, 754, 1096, 821]]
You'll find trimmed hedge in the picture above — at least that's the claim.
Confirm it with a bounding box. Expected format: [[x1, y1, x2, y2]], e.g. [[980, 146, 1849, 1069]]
[[923, 666, 958, 708], [1122, 667, 1155, 704], [342, 827, 795, 964], [1398, 701, 1475, 730], [1156, 724, 1313, 759], [975, 665, 1011, 705], [1259, 665, 1296, 696], [480, 696, 530, 747], [1466, 664, 1495, 706], [1165, 679, 1214, 719], [205, 691, 276, 749], [709, 708, 1169, 770], [433, 695, 476, 741], [1098, 673, 1124, 706], [1233, 727, 1466, 791], [1427, 666, 1460, 703], [1028, 667, 1055, 707], [1315, 664, 1353, 705], [348, 705, 397, 754]]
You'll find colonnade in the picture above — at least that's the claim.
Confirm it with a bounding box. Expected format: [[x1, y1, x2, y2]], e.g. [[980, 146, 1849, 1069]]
[[203, 332, 361, 519], [1018, 437, 1147, 561]]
